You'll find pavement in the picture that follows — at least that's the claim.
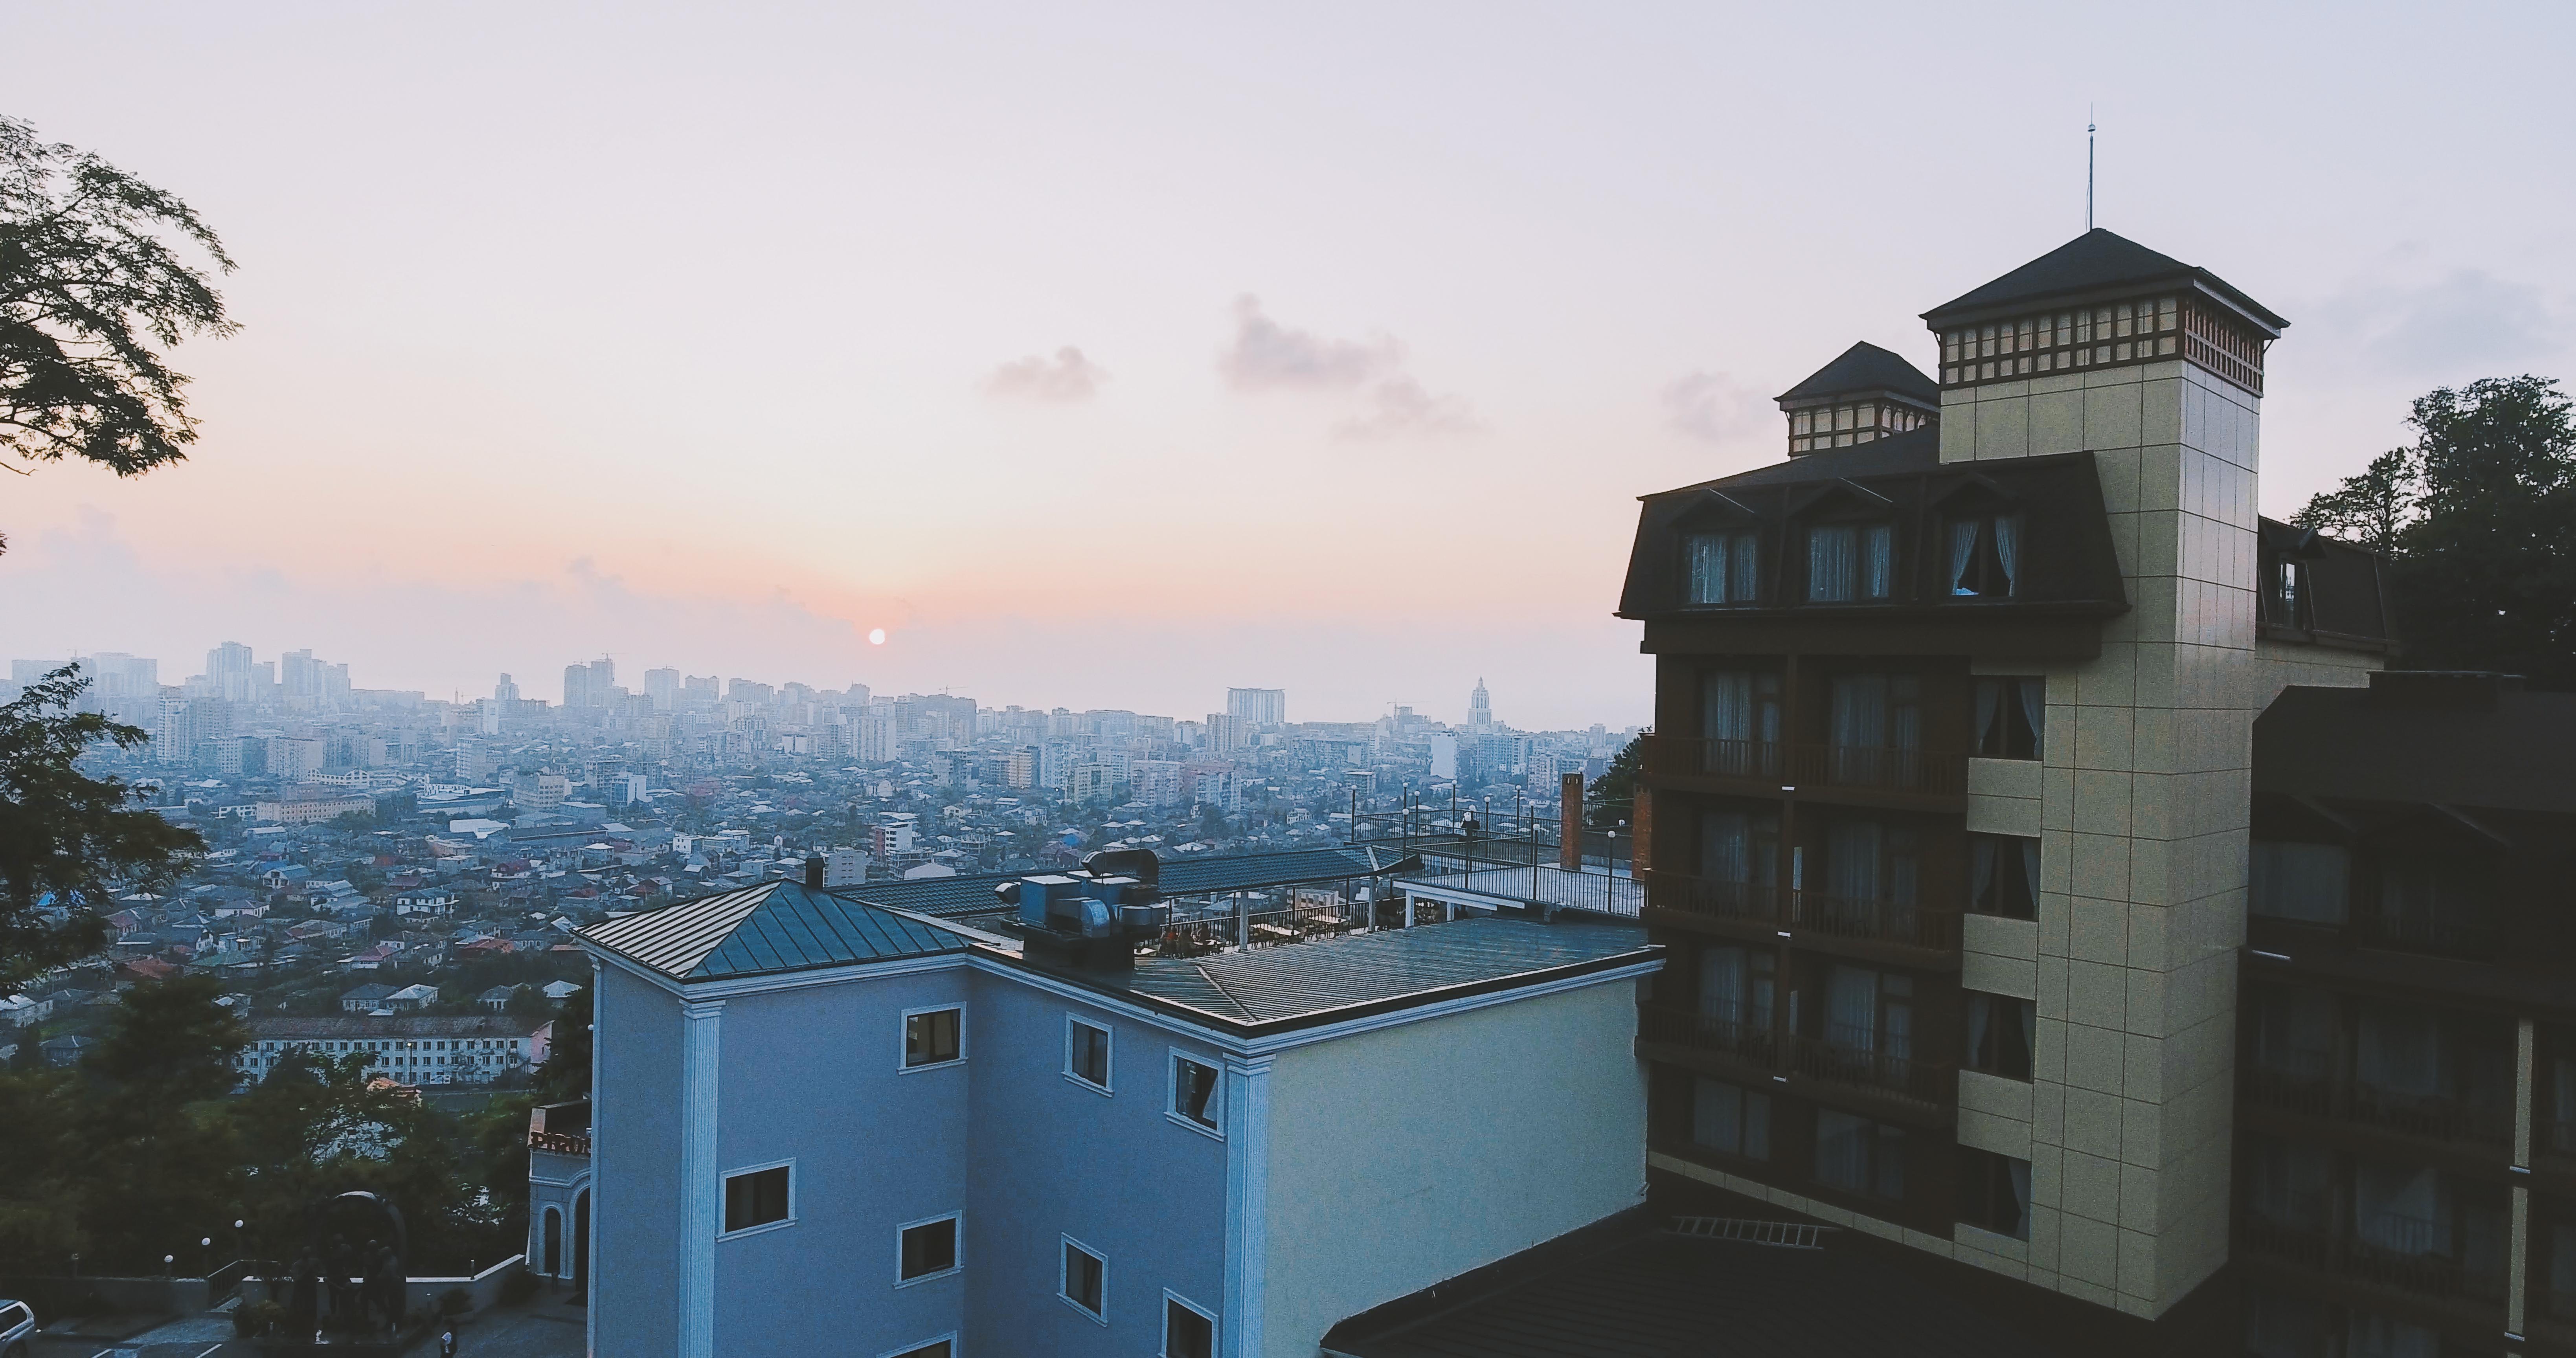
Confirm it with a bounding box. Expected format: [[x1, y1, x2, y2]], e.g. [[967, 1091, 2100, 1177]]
[[30, 1297, 584, 1358]]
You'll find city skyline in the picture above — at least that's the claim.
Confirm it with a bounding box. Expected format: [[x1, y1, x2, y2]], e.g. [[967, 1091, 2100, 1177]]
[[3, 4, 2569, 729]]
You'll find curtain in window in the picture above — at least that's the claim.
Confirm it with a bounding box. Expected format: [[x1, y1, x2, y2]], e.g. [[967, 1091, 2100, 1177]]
[[1700, 811, 1749, 884], [2357, 1006, 2440, 1098], [1860, 524, 1893, 598], [1825, 964, 1879, 1053], [1692, 1077, 1744, 1155], [1687, 534, 1726, 604], [2020, 839, 2042, 907], [1808, 525, 1856, 602], [1699, 947, 1747, 1026], [2250, 841, 2351, 924], [2005, 1157, 2032, 1238], [1970, 837, 1997, 911], [1826, 821, 1882, 903], [1830, 674, 1887, 750], [2353, 1161, 2443, 1257], [1703, 670, 1751, 750], [1993, 514, 2021, 596], [1887, 828, 1918, 908], [2014, 679, 2044, 761], [1973, 679, 2001, 754], [1729, 533, 1758, 602], [2348, 1313, 2442, 1358], [1949, 519, 1980, 595], [1872, 1124, 1906, 1199], [1965, 992, 1990, 1069], [1881, 977, 1913, 1063], [1815, 1110, 1869, 1193]]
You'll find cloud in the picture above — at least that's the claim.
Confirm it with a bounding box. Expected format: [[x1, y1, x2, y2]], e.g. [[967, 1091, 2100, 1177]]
[[1219, 295, 1477, 437], [2300, 268, 2565, 378], [983, 346, 1108, 403], [1660, 369, 1769, 444]]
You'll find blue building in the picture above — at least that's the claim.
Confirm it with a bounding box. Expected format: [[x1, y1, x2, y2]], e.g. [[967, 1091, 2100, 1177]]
[[575, 853, 1659, 1357]]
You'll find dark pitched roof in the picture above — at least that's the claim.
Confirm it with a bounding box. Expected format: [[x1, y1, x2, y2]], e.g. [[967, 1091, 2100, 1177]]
[[834, 846, 1418, 919], [1114, 917, 1650, 1027], [1774, 341, 1938, 406], [2255, 673, 2576, 814], [1922, 228, 2287, 332], [1328, 1222, 2053, 1358], [580, 879, 969, 982]]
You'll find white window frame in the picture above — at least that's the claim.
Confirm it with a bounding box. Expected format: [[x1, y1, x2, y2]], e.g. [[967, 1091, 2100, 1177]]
[[1064, 1014, 1113, 1095], [894, 1210, 964, 1288], [898, 1003, 967, 1073], [1162, 1289, 1218, 1358], [717, 1157, 796, 1241], [1060, 1233, 1108, 1323], [1166, 1049, 1224, 1140], [877, 1335, 957, 1358]]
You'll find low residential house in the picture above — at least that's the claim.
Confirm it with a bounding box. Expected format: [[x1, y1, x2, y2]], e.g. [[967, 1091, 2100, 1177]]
[[458, 938, 514, 960], [41, 1035, 92, 1067], [235, 1013, 552, 1086], [343, 942, 402, 971], [0, 994, 51, 1028], [542, 980, 584, 1004], [481, 985, 524, 1012], [340, 983, 399, 1013], [262, 864, 313, 891], [118, 957, 178, 984], [386, 984, 440, 1011], [394, 888, 458, 917], [288, 919, 349, 943]]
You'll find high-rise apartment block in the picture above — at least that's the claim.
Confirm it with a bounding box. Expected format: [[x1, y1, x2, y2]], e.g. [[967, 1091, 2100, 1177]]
[[644, 668, 681, 710], [565, 658, 616, 708], [1226, 687, 1286, 726]]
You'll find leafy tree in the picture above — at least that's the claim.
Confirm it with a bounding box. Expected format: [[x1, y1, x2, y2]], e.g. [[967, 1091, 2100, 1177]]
[[0, 116, 237, 552], [2292, 375, 2576, 685], [531, 984, 591, 1105], [0, 666, 205, 981], [1585, 736, 1641, 829], [71, 976, 246, 1272]]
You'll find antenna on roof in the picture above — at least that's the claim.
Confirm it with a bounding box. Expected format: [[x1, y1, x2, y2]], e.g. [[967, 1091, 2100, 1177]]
[[2086, 107, 2096, 232]]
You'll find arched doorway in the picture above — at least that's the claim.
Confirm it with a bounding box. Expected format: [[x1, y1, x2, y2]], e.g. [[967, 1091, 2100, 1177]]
[[541, 1207, 562, 1276], [572, 1189, 590, 1298]]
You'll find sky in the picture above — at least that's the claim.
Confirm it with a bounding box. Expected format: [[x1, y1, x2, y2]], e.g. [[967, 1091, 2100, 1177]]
[[4, 2, 2570, 728]]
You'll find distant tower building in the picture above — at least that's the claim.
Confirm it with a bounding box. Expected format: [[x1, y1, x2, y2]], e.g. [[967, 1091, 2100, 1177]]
[[495, 673, 520, 704], [207, 642, 257, 703], [1468, 678, 1493, 732], [1226, 687, 1287, 726], [563, 658, 614, 708], [643, 668, 680, 710]]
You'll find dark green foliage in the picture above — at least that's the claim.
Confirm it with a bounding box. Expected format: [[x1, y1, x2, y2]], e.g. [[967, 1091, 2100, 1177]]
[[532, 985, 591, 1105], [0, 666, 206, 981], [2292, 376, 2576, 686], [1585, 736, 1641, 829], [0, 116, 236, 552]]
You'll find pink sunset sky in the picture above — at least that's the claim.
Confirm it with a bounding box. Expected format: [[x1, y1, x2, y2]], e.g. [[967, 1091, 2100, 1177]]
[[4, 2, 2568, 726]]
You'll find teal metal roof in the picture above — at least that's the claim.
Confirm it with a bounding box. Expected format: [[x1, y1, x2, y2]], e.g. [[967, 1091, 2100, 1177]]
[[839, 846, 1416, 919], [581, 879, 969, 982]]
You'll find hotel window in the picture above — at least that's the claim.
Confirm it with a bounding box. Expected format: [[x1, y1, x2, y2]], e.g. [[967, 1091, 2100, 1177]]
[[2372, 852, 2495, 951], [1696, 945, 1775, 1035], [2250, 840, 2349, 925], [1170, 1054, 1221, 1133], [1806, 522, 1894, 602], [1067, 1017, 1113, 1091], [1061, 1237, 1108, 1321], [1697, 810, 1779, 899], [1955, 1147, 2032, 1240], [2268, 556, 2309, 628], [1946, 513, 2021, 598], [1164, 1294, 1217, 1358], [1699, 669, 1781, 773], [1821, 963, 1913, 1067], [1814, 1110, 1904, 1200], [1963, 991, 2035, 1081], [903, 1006, 963, 1069], [897, 1213, 961, 1285], [1967, 832, 2038, 919], [1690, 1077, 1771, 1161], [1685, 530, 1759, 605], [1972, 677, 2043, 760], [720, 1163, 792, 1236]]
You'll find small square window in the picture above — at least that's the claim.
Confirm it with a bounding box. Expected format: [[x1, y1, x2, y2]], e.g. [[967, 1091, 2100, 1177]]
[[904, 1007, 961, 1068], [1068, 1018, 1112, 1090], [1165, 1294, 1217, 1358], [1062, 1238, 1106, 1319], [1172, 1055, 1221, 1132], [897, 1214, 960, 1283], [721, 1164, 791, 1235]]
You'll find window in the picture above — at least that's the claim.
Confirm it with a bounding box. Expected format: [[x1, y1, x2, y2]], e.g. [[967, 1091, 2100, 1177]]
[[1690, 1077, 1771, 1160], [1814, 1110, 1904, 1200], [1956, 1147, 2032, 1240], [1806, 523, 1893, 602], [882, 1340, 954, 1358], [1946, 514, 2022, 598], [1696, 946, 1774, 1034], [1828, 672, 1921, 773], [1972, 677, 2042, 760], [721, 1163, 792, 1236], [1696, 810, 1779, 902], [1170, 1054, 1221, 1133], [904, 1006, 963, 1069], [1821, 964, 1912, 1066], [1164, 1293, 1217, 1358], [2267, 556, 2308, 628], [2250, 840, 2349, 924], [1699, 670, 1781, 773], [1062, 1237, 1107, 1320], [2372, 854, 2495, 952], [1963, 991, 2035, 1081], [1067, 1017, 1112, 1091], [1686, 531, 1759, 605], [897, 1213, 960, 1285], [1967, 833, 2038, 919]]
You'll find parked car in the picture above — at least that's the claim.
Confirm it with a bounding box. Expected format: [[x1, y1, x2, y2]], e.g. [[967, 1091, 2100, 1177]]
[[0, 1297, 32, 1358]]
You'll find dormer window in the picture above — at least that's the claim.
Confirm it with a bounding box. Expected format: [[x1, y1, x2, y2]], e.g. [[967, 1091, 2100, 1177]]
[[2267, 556, 2308, 628], [1806, 523, 1892, 602], [1686, 531, 1759, 605], [1946, 514, 2021, 598]]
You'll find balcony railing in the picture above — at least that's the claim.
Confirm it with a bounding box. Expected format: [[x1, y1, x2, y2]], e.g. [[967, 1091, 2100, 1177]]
[[1637, 1005, 1779, 1067], [2241, 1058, 2515, 1149], [1790, 894, 1961, 951], [1641, 737, 1968, 801], [2356, 907, 2499, 958], [1789, 1030, 1951, 1107], [2236, 1212, 2508, 1304], [1652, 875, 1785, 926]]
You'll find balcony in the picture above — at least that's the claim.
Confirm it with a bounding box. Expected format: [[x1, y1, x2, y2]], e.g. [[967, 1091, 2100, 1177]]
[[1637, 1004, 1779, 1069], [1789, 1030, 1952, 1111], [2236, 1211, 2510, 1307], [2241, 1058, 2517, 1151], [1639, 737, 1967, 807], [2353, 905, 2499, 959], [1647, 875, 1784, 931], [1790, 893, 1961, 953]]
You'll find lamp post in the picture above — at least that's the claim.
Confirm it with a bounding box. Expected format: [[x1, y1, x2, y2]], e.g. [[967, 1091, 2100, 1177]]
[[164, 1253, 175, 1279]]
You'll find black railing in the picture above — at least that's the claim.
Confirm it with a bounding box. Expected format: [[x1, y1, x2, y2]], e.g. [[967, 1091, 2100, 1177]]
[[1638, 1005, 1779, 1066], [1653, 875, 1784, 925], [2236, 1212, 2508, 1303], [1790, 894, 1961, 951], [1789, 1030, 1951, 1107], [2241, 1059, 2515, 1149], [1641, 737, 1967, 801], [2356, 907, 2500, 958]]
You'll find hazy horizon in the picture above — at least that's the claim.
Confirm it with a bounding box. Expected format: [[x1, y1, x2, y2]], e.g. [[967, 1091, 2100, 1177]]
[[6, 2, 2568, 725]]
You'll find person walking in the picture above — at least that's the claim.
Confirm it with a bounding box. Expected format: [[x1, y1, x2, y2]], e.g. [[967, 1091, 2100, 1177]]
[[327, 1236, 358, 1333], [439, 1327, 459, 1358]]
